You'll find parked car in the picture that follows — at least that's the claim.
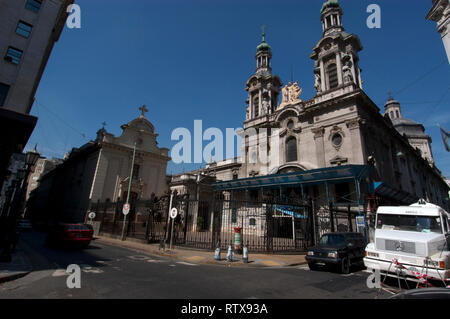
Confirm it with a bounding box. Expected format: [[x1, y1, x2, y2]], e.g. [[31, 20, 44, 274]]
[[389, 288, 450, 299], [306, 232, 366, 274], [46, 223, 94, 248], [17, 219, 32, 231]]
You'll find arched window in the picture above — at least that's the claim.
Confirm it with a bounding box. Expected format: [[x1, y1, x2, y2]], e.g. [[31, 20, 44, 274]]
[[327, 63, 339, 89], [286, 137, 298, 162]]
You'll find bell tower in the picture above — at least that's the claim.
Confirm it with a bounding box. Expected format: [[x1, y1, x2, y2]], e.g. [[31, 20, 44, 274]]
[[245, 26, 282, 121], [310, 0, 363, 95]]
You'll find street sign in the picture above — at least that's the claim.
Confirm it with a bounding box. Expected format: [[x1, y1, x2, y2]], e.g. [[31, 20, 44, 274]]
[[170, 207, 178, 219], [356, 215, 366, 227], [123, 203, 130, 215], [88, 212, 96, 219]]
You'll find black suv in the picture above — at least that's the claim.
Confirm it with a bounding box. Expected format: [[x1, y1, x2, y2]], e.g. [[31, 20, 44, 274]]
[[305, 232, 366, 274]]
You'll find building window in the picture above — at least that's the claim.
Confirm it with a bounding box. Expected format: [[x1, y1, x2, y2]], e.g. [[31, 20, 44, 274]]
[[287, 120, 294, 130], [25, 0, 42, 13], [0, 83, 10, 106], [5, 47, 23, 65], [327, 63, 339, 89], [254, 96, 259, 118], [16, 21, 33, 38], [286, 137, 298, 162], [249, 218, 256, 226], [331, 133, 343, 147], [132, 164, 140, 179], [395, 110, 400, 118]]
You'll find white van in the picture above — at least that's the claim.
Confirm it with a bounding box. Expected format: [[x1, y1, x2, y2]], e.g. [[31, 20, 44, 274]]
[[364, 200, 450, 283]]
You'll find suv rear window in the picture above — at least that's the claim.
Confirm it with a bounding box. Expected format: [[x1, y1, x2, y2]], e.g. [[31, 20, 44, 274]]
[[67, 225, 89, 231]]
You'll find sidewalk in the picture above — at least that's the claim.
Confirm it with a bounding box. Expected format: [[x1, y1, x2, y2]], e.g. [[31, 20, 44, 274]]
[[0, 243, 33, 284], [95, 235, 307, 268]]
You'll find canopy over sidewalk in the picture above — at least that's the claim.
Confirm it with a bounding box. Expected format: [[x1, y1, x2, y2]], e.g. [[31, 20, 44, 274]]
[[213, 165, 372, 191]]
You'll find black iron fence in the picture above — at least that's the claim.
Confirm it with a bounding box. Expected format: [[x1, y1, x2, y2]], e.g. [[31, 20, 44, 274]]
[[88, 194, 315, 253]]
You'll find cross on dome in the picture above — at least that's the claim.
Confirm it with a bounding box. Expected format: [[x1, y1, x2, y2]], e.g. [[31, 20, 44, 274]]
[[139, 104, 148, 118]]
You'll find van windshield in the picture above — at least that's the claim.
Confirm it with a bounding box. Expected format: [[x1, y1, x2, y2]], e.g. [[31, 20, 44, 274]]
[[376, 214, 442, 234]]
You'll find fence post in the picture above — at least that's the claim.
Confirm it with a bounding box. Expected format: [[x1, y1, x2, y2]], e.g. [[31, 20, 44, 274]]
[[145, 207, 152, 243], [183, 197, 189, 245]]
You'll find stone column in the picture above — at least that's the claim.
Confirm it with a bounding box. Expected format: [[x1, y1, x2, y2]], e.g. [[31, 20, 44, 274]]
[[312, 127, 326, 167], [259, 89, 262, 116], [335, 52, 343, 86], [268, 89, 272, 114], [345, 118, 366, 164], [320, 60, 326, 92], [350, 55, 357, 86], [248, 93, 252, 120]]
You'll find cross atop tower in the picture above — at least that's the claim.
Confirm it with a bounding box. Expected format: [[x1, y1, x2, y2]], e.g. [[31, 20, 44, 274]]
[[262, 24, 266, 42], [102, 121, 107, 129], [139, 104, 148, 118]]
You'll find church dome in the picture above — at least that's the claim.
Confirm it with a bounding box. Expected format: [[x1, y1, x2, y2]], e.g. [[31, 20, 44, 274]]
[[257, 40, 271, 52], [321, 0, 340, 13]]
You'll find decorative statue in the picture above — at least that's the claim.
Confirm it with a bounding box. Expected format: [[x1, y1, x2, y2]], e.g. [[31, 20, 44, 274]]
[[343, 63, 353, 83], [262, 99, 270, 115], [288, 81, 302, 103], [314, 72, 321, 92], [281, 85, 289, 105], [342, 54, 354, 84]]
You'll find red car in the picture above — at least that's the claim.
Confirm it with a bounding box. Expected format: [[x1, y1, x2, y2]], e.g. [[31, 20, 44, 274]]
[[46, 223, 94, 248]]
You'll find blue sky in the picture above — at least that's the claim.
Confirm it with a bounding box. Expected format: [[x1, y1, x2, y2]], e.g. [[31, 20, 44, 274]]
[[26, 0, 450, 177]]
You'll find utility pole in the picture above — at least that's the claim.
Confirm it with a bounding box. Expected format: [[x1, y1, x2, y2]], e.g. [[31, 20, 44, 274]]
[[121, 142, 137, 241]]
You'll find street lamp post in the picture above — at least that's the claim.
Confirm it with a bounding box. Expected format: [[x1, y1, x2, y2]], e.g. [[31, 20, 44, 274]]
[[0, 146, 40, 262], [121, 142, 137, 241]]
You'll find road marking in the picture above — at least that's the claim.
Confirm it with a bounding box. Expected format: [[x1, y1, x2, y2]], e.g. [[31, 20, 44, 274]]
[[176, 261, 198, 266], [147, 259, 165, 263], [80, 264, 104, 274], [127, 255, 150, 261], [169, 264, 176, 267], [52, 269, 68, 277]]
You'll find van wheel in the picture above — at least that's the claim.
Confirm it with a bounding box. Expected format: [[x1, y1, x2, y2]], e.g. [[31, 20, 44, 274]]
[[340, 258, 350, 274]]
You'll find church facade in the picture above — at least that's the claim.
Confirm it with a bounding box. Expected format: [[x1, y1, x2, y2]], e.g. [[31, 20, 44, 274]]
[[29, 108, 170, 224], [171, 0, 449, 238]]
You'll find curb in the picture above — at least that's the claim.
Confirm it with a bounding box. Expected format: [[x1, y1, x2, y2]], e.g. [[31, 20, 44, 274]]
[[0, 271, 31, 284]]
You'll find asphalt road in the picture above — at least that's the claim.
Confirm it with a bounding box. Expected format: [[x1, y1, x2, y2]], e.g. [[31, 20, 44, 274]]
[[0, 231, 388, 299]]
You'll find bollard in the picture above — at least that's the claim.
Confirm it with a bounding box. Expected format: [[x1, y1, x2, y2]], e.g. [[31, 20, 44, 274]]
[[234, 227, 242, 254], [214, 242, 221, 261], [159, 239, 166, 251], [226, 245, 233, 262], [242, 245, 248, 263]]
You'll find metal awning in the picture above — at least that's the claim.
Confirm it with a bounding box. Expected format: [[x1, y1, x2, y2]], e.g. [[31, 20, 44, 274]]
[[213, 165, 372, 191], [371, 182, 418, 205]]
